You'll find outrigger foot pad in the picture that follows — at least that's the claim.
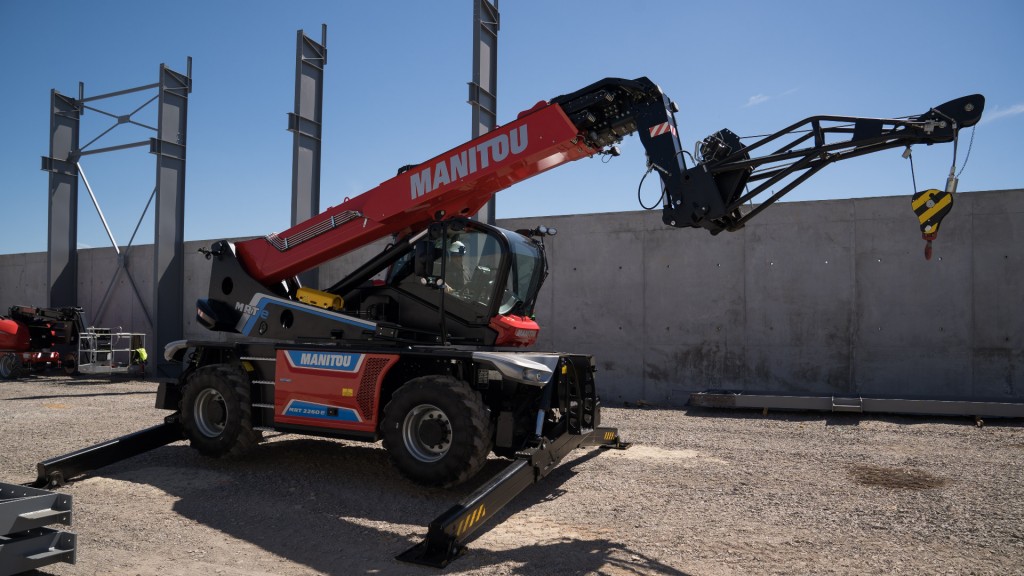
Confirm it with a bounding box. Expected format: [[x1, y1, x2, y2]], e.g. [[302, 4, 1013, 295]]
[[397, 426, 623, 568]]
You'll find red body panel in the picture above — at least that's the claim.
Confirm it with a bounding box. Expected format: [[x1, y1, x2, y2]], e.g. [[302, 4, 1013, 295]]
[[273, 349, 399, 434], [489, 314, 540, 347], [0, 318, 30, 352], [236, 103, 596, 284]]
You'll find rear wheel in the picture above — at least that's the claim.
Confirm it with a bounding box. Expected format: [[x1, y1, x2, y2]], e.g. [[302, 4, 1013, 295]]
[[382, 375, 492, 487], [180, 365, 261, 457], [62, 353, 78, 376]]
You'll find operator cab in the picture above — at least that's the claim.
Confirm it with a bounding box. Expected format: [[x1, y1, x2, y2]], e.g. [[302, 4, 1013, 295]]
[[347, 219, 547, 347]]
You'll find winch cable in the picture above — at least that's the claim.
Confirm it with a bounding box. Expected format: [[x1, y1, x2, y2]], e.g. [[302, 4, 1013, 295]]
[[956, 124, 976, 178]]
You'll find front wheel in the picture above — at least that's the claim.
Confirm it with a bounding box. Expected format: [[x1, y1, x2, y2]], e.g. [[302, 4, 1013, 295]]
[[180, 365, 262, 458], [0, 353, 17, 379], [382, 375, 492, 487]]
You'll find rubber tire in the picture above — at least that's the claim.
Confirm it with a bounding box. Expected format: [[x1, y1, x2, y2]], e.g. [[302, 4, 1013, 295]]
[[180, 365, 262, 458], [0, 354, 15, 379], [382, 375, 492, 488], [63, 353, 78, 376]]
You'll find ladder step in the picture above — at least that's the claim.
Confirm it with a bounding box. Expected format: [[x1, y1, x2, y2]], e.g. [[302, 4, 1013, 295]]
[[18, 509, 69, 524], [831, 397, 863, 412], [26, 547, 74, 561], [0, 528, 76, 574]]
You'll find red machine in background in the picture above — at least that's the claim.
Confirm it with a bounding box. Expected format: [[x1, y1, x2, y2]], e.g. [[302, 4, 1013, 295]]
[[0, 306, 147, 378], [0, 306, 82, 378]]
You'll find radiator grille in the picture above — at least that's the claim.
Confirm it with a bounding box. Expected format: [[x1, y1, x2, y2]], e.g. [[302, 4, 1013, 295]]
[[358, 358, 390, 420]]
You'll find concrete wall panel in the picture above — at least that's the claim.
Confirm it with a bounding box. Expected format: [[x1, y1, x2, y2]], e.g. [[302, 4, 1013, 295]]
[[969, 191, 1024, 399], [853, 196, 973, 398], [643, 225, 746, 398], [744, 202, 856, 394], [545, 225, 646, 398], [2, 190, 1021, 406], [0, 252, 47, 309], [855, 345, 973, 397]]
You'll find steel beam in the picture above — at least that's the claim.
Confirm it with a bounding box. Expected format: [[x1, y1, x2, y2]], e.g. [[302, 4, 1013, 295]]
[[689, 391, 1024, 418], [151, 61, 191, 377], [42, 91, 81, 308], [288, 26, 327, 288], [0, 482, 76, 574], [469, 0, 499, 224]]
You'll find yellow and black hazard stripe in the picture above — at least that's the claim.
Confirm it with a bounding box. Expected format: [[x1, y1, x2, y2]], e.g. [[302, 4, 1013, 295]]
[[454, 503, 487, 537], [911, 188, 953, 240]]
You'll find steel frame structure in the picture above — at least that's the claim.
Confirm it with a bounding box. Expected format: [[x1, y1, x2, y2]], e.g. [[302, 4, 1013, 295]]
[[152, 62, 192, 377], [41, 60, 192, 376], [41, 92, 81, 308], [288, 25, 328, 288], [469, 0, 499, 224]]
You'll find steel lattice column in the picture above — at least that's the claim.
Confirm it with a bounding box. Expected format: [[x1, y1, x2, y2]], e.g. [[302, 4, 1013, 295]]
[[41, 91, 82, 307], [151, 63, 191, 377], [469, 0, 499, 225], [288, 26, 327, 288]]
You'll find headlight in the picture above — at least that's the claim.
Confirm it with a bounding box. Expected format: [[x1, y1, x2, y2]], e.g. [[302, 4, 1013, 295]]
[[522, 367, 551, 383], [196, 306, 215, 328]]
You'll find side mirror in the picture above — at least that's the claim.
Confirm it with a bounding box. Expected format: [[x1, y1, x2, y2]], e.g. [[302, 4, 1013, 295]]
[[413, 240, 438, 278]]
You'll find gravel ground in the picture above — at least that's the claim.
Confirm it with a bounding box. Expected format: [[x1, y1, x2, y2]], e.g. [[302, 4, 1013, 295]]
[[2, 374, 1022, 575]]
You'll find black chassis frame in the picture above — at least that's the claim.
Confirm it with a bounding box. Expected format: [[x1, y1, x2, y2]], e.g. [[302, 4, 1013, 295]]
[[161, 339, 623, 566], [160, 340, 600, 451]]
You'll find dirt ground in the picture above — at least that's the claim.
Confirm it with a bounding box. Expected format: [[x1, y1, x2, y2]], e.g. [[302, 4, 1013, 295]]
[[2, 374, 1022, 575]]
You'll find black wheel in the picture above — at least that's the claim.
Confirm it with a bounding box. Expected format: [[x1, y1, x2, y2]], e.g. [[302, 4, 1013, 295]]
[[62, 353, 77, 376], [180, 365, 262, 458], [0, 353, 16, 379], [382, 375, 492, 487]]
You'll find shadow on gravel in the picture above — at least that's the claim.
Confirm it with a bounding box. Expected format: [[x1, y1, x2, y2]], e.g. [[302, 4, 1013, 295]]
[[5, 374, 152, 385], [93, 436, 688, 575], [4, 390, 156, 401]]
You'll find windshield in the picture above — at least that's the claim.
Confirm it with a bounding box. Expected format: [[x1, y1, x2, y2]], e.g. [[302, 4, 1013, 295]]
[[443, 230, 503, 312], [388, 226, 505, 323], [386, 223, 545, 324], [499, 233, 544, 316]]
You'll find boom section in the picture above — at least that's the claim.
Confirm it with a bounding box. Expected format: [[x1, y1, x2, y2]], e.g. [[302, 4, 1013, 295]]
[[234, 76, 684, 285], [664, 94, 985, 234], [233, 76, 985, 285], [235, 104, 597, 285]]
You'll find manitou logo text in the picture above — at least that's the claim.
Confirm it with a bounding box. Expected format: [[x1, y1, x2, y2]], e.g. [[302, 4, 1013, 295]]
[[410, 125, 529, 199], [285, 350, 363, 372], [299, 353, 355, 368]]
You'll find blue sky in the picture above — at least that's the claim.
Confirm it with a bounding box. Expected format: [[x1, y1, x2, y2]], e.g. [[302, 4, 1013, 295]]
[[1, 0, 1021, 255]]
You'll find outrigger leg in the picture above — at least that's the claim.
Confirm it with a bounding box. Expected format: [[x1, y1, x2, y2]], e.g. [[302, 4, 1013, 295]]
[[397, 426, 628, 568], [32, 416, 184, 488]]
